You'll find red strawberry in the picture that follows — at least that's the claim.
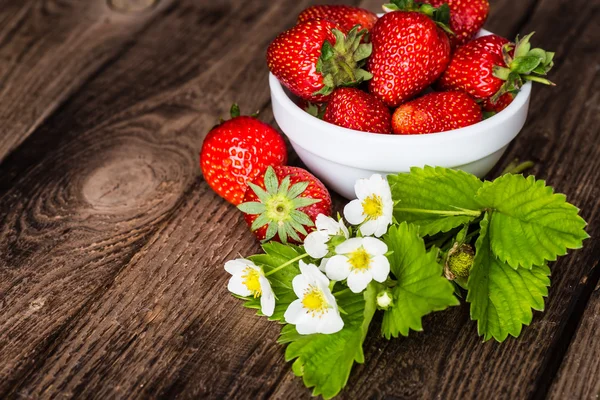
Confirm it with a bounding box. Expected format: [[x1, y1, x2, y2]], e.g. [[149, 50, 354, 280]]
[[423, 0, 489, 47], [267, 20, 373, 103], [368, 1, 451, 107], [200, 105, 287, 205], [323, 87, 391, 134], [238, 166, 332, 244], [481, 92, 514, 113], [437, 33, 555, 106], [297, 5, 378, 33], [392, 91, 482, 134]]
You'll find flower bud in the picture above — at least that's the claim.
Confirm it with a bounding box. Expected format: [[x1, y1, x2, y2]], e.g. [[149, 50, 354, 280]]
[[446, 244, 475, 279], [376, 289, 394, 310]]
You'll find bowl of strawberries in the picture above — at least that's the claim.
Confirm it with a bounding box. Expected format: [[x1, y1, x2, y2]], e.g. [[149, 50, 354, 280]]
[[267, 1, 555, 199]]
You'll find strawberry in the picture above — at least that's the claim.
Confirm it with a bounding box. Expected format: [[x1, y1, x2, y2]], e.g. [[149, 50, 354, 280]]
[[200, 104, 287, 205], [437, 33, 555, 106], [297, 5, 378, 33], [422, 0, 489, 47], [267, 20, 373, 103], [392, 91, 482, 134], [323, 87, 391, 134], [238, 166, 332, 244], [481, 92, 514, 113], [368, 0, 452, 107]]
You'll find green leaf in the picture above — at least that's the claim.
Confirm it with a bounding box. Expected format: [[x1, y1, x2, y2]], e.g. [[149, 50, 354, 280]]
[[230, 103, 240, 118], [293, 197, 321, 208], [388, 166, 484, 236], [288, 181, 309, 199], [290, 210, 314, 226], [264, 222, 278, 242], [382, 223, 459, 338], [250, 213, 270, 231], [237, 202, 266, 214], [510, 55, 543, 74], [278, 176, 291, 196], [247, 182, 270, 203], [264, 167, 279, 194], [475, 174, 589, 269], [246, 243, 305, 321], [280, 284, 377, 399], [467, 213, 551, 341]]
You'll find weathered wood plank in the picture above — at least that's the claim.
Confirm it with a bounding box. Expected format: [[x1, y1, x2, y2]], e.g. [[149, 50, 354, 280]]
[[549, 276, 600, 400], [0, 0, 314, 395], [0, 0, 174, 163]]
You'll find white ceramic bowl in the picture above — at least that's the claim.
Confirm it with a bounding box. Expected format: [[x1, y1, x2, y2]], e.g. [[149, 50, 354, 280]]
[[269, 29, 531, 199]]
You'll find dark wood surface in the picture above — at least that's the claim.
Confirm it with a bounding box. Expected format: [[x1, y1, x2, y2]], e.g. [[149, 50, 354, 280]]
[[0, 0, 598, 399]]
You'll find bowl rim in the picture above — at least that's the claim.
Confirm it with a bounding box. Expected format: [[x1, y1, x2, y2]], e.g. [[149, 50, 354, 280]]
[[268, 29, 532, 143]]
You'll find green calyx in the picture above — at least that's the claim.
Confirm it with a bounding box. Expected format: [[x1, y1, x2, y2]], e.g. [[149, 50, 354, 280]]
[[237, 166, 321, 244], [304, 102, 326, 119], [314, 25, 373, 97], [383, 0, 453, 35], [491, 32, 556, 103]]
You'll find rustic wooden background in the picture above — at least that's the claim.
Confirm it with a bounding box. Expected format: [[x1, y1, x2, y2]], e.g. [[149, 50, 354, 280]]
[[0, 0, 598, 398]]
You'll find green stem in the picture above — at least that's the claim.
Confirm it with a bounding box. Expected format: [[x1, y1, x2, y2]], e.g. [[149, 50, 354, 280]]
[[333, 288, 352, 297], [394, 207, 482, 217], [523, 75, 556, 86], [464, 229, 480, 244], [265, 253, 309, 277], [502, 160, 535, 175]]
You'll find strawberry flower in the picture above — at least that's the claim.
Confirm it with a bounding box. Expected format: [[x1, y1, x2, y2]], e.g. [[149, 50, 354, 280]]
[[303, 214, 349, 259], [325, 237, 390, 293], [284, 261, 344, 335], [225, 258, 275, 317], [343, 174, 393, 237]]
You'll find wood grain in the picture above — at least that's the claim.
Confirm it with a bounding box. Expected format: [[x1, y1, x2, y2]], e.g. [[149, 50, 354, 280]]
[[0, 0, 350, 397], [0, 0, 173, 163], [549, 278, 600, 400], [0, 0, 598, 398]]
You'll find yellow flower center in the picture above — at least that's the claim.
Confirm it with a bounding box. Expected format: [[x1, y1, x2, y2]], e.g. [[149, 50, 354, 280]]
[[348, 247, 371, 271], [242, 267, 262, 298], [302, 285, 329, 316], [362, 194, 383, 220]]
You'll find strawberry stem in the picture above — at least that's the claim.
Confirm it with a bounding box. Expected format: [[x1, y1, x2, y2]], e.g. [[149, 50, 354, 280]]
[[314, 25, 373, 96], [265, 253, 310, 276], [492, 32, 556, 100]]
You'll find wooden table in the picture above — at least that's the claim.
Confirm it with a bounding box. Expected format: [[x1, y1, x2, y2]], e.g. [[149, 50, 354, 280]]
[[0, 0, 598, 398]]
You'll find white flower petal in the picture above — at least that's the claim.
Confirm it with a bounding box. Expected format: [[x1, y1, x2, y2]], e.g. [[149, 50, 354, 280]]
[[284, 299, 305, 324], [339, 221, 350, 238], [344, 199, 366, 225], [300, 260, 330, 289], [319, 257, 330, 272], [362, 237, 388, 256], [359, 219, 378, 237], [259, 276, 275, 316], [304, 231, 330, 259], [224, 259, 253, 275], [335, 237, 363, 254], [316, 214, 342, 235], [347, 270, 372, 293], [295, 316, 319, 335], [354, 177, 374, 200], [227, 275, 252, 297], [373, 219, 390, 237], [323, 289, 339, 311], [316, 312, 344, 334], [370, 255, 391, 282], [325, 255, 352, 281], [291, 274, 310, 299]]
